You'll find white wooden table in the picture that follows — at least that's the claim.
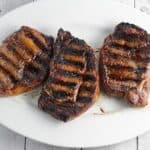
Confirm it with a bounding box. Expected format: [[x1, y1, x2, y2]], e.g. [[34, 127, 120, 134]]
[[0, 0, 150, 149]]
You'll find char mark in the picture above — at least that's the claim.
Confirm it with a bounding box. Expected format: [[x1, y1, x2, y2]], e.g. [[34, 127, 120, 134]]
[[77, 96, 92, 103], [57, 69, 81, 78], [52, 90, 73, 100], [62, 48, 85, 56], [56, 58, 85, 70], [48, 77, 77, 89], [85, 51, 96, 70], [80, 85, 96, 93], [83, 74, 96, 82]]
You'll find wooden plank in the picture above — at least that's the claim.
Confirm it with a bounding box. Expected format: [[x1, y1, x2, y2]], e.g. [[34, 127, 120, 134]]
[[26, 138, 78, 150], [26, 138, 54, 150], [84, 139, 136, 150], [135, 0, 150, 15], [0, 125, 24, 150], [0, 0, 33, 16], [138, 133, 150, 150]]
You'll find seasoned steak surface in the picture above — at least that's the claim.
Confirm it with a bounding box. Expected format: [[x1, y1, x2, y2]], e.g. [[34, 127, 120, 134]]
[[0, 26, 53, 96], [38, 29, 99, 121], [100, 22, 150, 106]]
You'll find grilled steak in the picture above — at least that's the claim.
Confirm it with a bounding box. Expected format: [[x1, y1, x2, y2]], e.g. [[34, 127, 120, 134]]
[[100, 22, 150, 106], [38, 29, 99, 121], [0, 26, 53, 96]]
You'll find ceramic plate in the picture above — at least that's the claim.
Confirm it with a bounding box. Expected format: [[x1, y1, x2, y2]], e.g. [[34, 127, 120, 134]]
[[0, 0, 149, 148]]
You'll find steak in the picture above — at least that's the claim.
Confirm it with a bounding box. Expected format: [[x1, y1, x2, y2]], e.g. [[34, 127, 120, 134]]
[[0, 26, 53, 96], [100, 22, 150, 106], [38, 29, 99, 121]]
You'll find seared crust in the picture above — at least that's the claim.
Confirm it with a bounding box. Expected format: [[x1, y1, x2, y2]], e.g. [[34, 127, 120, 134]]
[[38, 29, 99, 121], [0, 26, 53, 96], [100, 22, 150, 106]]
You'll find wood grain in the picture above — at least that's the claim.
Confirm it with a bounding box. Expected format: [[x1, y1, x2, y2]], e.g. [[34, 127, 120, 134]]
[[135, 0, 150, 15], [0, 125, 24, 150], [26, 138, 78, 150], [138, 133, 150, 150]]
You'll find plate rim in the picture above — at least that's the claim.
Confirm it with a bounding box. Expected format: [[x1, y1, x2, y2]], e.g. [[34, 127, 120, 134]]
[[0, 0, 150, 148]]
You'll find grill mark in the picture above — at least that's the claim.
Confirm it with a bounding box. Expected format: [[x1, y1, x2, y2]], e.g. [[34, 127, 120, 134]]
[[0, 63, 17, 82], [107, 79, 137, 92], [23, 31, 49, 60], [62, 48, 85, 56], [45, 75, 80, 102], [54, 73, 81, 83], [22, 26, 48, 49], [57, 69, 81, 78], [17, 32, 49, 71], [48, 77, 77, 88], [112, 38, 146, 48], [0, 46, 24, 69], [18, 31, 42, 56], [104, 51, 150, 64], [0, 27, 51, 93], [81, 81, 95, 88], [49, 83, 75, 94], [102, 54, 148, 70], [78, 90, 93, 97], [6, 44, 38, 81], [56, 56, 85, 70], [0, 55, 23, 81], [106, 67, 143, 81], [104, 44, 150, 60], [0, 52, 19, 70], [63, 54, 85, 63], [8, 40, 46, 72], [52, 90, 73, 100], [0, 68, 14, 88], [8, 39, 33, 62], [109, 76, 143, 82], [104, 64, 147, 72], [80, 84, 96, 93], [77, 96, 92, 103], [56, 63, 84, 73], [103, 46, 130, 58], [44, 85, 74, 100], [110, 43, 147, 52]]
